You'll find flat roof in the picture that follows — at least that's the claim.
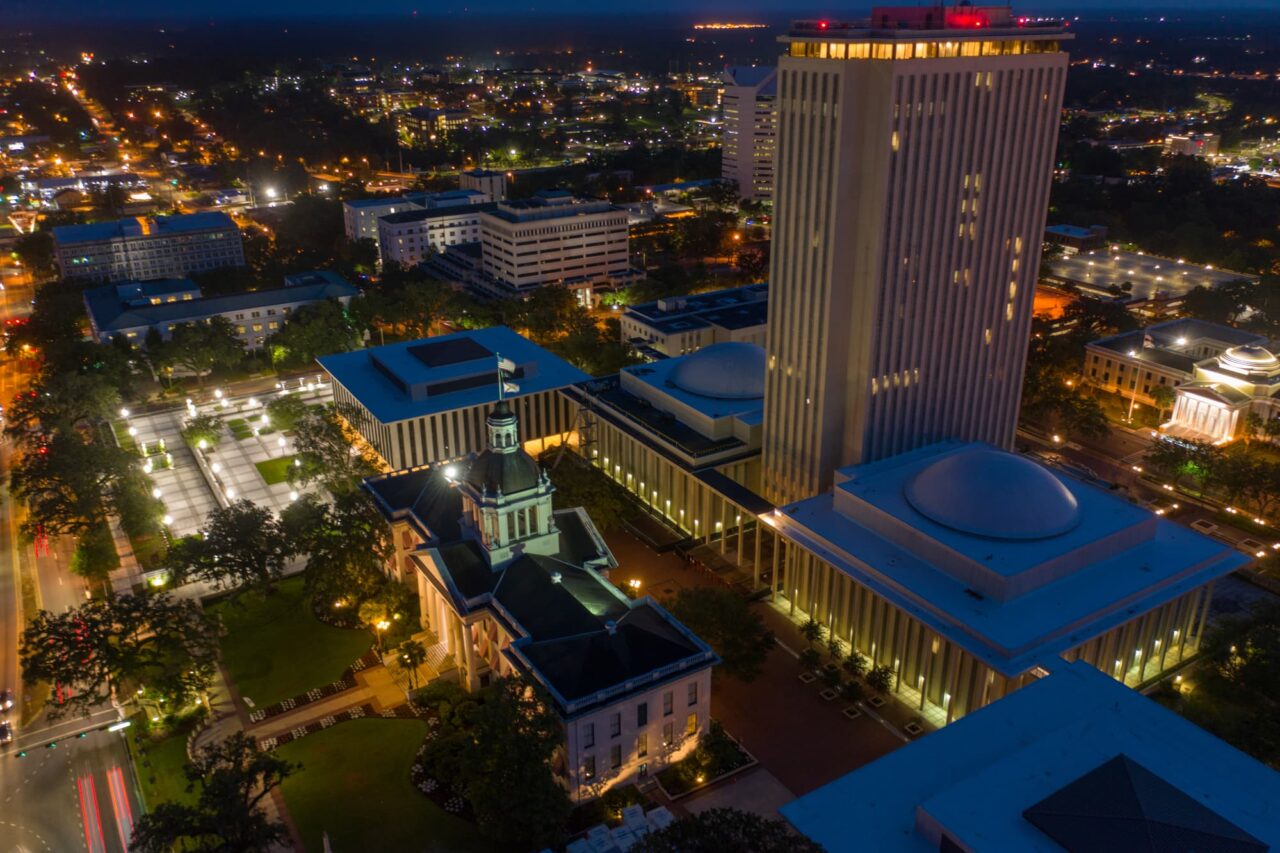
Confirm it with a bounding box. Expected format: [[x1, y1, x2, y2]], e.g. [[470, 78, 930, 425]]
[[379, 203, 493, 225], [85, 276, 357, 333], [782, 661, 1280, 852], [1049, 250, 1257, 303], [775, 441, 1247, 675], [626, 283, 769, 334], [53, 211, 236, 245], [318, 326, 588, 424]]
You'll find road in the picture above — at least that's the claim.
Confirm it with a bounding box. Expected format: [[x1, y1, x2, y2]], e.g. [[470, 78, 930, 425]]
[[0, 271, 141, 853]]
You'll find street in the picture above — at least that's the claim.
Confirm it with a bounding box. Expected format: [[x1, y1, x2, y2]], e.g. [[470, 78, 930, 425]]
[[0, 270, 141, 853]]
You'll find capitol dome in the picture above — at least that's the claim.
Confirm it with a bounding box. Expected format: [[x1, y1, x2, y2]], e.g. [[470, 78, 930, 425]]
[[904, 447, 1081, 541], [1219, 345, 1280, 373], [668, 342, 766, 400]]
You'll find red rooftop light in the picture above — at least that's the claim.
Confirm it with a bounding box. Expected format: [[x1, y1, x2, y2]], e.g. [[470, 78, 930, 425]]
[[818, 20, 829, 29]]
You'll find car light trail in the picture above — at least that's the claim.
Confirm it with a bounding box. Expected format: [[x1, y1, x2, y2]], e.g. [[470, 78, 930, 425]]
[[77, 774, 106, 853], [107, 766, 134, 850]]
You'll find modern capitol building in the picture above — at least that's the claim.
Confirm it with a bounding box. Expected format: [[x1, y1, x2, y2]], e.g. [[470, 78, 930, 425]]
[[329, 4, 1251, 739], [557, 5, 1247, 728]]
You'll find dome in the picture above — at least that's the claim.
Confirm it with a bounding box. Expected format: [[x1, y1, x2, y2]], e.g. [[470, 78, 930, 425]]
[[668, 342, 766, 400], [904, 448, 1081, 541], [1219, 345, 1280, 373], [464, 448, 541, 496]]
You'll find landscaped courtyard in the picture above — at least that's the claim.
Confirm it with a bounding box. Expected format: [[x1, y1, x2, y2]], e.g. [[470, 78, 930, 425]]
[[210, 577, 371, 709], [254, 455, 297, 485], [276, 718, 486, 853]]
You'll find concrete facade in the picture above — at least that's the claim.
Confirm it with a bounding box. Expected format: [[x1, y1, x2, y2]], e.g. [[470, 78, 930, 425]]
[[762, 12, 1070, 504]]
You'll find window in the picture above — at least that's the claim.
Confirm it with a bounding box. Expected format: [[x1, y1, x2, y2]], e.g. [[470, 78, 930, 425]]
[[583, 722, 594, 749], [610, 713, 621, 738], [663, 691, 673, 716], [687, 682, 698, 706], [583, 754, 596, 780], [662, 722, 674, 746], [686, 713, 698, 736], [637, 733, 648, 759], [637, 702, 648, 727], [610, 744, 622, 770]]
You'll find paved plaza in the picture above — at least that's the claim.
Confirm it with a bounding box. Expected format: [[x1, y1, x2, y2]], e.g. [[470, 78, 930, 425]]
[[110, 383, 334, 591]]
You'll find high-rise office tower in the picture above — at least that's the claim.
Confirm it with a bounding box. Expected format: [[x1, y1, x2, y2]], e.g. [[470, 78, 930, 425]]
[[762, 5, 1070, 504], [721, 66, 779, 201]]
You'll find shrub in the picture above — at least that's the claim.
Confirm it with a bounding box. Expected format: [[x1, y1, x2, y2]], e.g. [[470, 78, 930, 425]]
[[866, 664, 895, 694], [798, 648, 821, 670]]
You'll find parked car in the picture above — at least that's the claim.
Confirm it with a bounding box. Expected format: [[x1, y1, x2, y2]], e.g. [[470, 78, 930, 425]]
[[0, 688, 12, 712], [0, 721, 13, 744]]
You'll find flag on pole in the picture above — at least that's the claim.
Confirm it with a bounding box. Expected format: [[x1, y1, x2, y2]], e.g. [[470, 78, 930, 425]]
[[503, 381, 520, 395], [498, 357, 517, 374]]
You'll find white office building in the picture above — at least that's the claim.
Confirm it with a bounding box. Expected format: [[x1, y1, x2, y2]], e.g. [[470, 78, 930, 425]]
[[377, 204, 492, 268], [720, 66, 777, 201], [53, 212, 245, 283], [477, 190, 631, 299], [342, 188, 491, 250], [459, 169, 508, 201]]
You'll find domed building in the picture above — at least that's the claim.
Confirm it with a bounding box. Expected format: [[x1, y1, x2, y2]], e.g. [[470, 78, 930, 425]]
[[770, 440, 1247, 724], [364, 402, 717, 803], [1168, 341, 1280, 443], [566, 339, 771, 555]]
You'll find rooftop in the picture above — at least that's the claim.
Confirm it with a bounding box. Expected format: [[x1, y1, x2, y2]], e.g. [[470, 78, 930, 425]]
[[379, 202, 494, 225], [625, 283, 768, 336], [84, 274, 357, 334], [317, 326, 588, 424], [53, 211, 237, 245], [364, 464, 716, 715], [782, 661, 1280, 852], [774, 441, 1247, 675], [1048, 249, 1258, 303], [787, 6, 1067, 38]]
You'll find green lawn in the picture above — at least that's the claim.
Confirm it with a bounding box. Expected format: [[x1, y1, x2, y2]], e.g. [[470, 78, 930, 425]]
[[277, 718, 486, 853], [254, 456, 296, 485], [128, 721, 197, 810], [210, 577, 370, 708], [226, 418, 254, 441]]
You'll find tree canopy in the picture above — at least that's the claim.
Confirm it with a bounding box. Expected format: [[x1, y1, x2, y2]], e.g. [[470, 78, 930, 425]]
[[171, 500, 291, 598], [668, 586, 775, 682], [130, 732, 296, 853], [20, 593, 218, 718]]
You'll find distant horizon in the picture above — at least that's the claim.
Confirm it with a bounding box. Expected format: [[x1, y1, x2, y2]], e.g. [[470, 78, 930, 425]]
[[7, 1, 1280, 24]]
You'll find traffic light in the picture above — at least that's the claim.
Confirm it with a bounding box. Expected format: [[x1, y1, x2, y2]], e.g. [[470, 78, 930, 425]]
[[16, 751, 26, 758], [46, 741, 56, 749]]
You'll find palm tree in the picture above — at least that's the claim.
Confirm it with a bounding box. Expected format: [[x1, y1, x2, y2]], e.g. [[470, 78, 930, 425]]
[[1150, 384, 1176, 423], [398, 639, 427, 691], [799, 617, 824, 647]]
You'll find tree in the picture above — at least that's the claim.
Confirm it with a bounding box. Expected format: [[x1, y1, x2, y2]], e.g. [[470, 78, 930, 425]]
[[3, 371, 121, 447], [167, 318, 245, 383], [284, 490, 393, 608], [69, 521, 120, 585], [14, 230, 56, 279], [456, 678, 571, 847], [397, 639, 427, 691], [541, 452, 631, 531], [1150, 384, 1177, 422], [20, 593, 218, 718], [130, 733, 296, 853], [799, 617, 824, 646], [268, 300, 360, 367], [9, 428, 132, 539], [633, 808, 824, 853], [1243, 411, 1265, 448], [288, 404, 380, 496], [736, 245, 768, 282], [668, 587, 775, 682], [263, 394, 309, 432], [181, 413, 224, 450], [866, 664, 895, 693], [172, 501, 290, 598]]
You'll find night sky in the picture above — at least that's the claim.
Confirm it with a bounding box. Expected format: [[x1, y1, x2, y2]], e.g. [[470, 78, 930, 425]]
[[10, 0, 1280, 20]]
